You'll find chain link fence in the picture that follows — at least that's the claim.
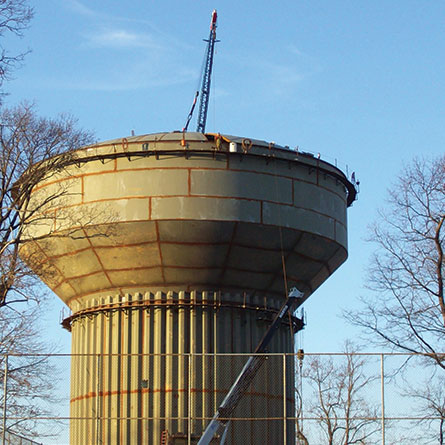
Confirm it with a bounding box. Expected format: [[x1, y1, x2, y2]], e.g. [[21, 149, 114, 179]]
[[0, 430, 43, 445], [0, 352, 443, 444]]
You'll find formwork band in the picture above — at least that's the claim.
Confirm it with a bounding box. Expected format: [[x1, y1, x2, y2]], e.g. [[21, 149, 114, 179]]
[[62, 297, 305, 332]]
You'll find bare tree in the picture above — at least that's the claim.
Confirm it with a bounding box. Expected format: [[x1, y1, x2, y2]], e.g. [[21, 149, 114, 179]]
[[346, 156, 445, 369], [0, 102, 93, 308], [299, 345, 380, 445], [0, 304, 62, 439], [0, 6, 95, 441], [296, 385, 310, 444], [344, 156, 444, 442], [403, 373, 445, 445], [0, 0, 33, 88], [0, 103, 101, 441]]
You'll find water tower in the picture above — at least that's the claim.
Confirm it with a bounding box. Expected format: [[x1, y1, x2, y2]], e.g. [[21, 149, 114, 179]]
[[21, 131, 356, 443]]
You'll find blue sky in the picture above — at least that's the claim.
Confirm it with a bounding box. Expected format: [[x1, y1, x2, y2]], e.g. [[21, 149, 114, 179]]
[[5, 0, 445, 353]]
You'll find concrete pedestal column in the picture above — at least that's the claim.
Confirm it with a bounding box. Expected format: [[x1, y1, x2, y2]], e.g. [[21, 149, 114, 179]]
[[69, 290, 296, 444]]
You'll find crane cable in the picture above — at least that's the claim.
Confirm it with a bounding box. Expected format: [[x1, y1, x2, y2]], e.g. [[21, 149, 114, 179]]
[[271, 143, 306, 443], [270, 142, 294, 347], [183, 91, 199, 132], [296, 346, 305, 444]]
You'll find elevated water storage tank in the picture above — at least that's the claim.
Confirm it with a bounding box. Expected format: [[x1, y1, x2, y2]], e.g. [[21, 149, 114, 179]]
[[20, 131, 356, 444]]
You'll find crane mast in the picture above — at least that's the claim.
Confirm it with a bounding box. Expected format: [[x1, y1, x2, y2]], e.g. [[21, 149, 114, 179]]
[[196, 10, 218, 133], [198, 288, 305, 445], [183, 10, 219, 133]]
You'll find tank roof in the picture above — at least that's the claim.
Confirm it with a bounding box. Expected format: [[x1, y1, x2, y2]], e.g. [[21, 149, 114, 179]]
[[94, 131, 286, 149]]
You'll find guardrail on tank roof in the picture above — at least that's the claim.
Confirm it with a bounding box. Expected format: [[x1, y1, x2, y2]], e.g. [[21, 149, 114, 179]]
[[70, 133, 359, 206]]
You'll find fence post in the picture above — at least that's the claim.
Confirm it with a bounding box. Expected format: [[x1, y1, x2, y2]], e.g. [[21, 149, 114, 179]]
[[188, 354, 192, 445], [2, 354, 8, 445], [380, 354, 385, 445], [283, 354, 287, 445]]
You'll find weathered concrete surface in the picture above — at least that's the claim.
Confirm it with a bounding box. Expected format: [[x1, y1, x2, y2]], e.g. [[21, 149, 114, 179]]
[[19, 131, 356, 444]]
